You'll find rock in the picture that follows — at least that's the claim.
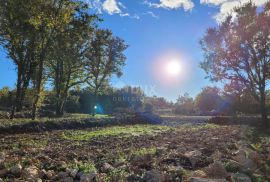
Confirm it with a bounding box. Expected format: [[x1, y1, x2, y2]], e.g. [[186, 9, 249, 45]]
[[70, 169, 78, 178], [204, 161, 229, 178], [0, 153, 5, 164], [77, 171, 84, 179], [0, 169, 8, 178], [211, 150, 222, 161], [130, 154, 152, 169], [184, 150, 202, 168], [225, 160, 242, 173], [242, 159, 257, 171], [57, 161, 68, 170], [232, 150, 246, 164], [10, 164, 22, 176], [0, 164, 4, 170], [22, 166, 39, 179], [192, 170, 207, 178], [0, 178, 3, 182], [101, 162, 114, 173], [45, 170, 54, 179], [189, 177, 226, 182], [63, 177, 74, 182], [36, 178, 42, 182], [231, 173, 251, 182], [143, 170, 163, 182], [80, 173, 96, 182], [127, 174, 143, 182], [57, 171, 70, 179]]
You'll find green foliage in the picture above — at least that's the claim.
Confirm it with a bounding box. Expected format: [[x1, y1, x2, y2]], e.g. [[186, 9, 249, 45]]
[[68, 160, 97, 173], [61, 125, 170, 140]]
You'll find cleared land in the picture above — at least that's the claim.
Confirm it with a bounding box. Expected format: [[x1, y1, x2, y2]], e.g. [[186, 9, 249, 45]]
[[0, 115, 269, 181]]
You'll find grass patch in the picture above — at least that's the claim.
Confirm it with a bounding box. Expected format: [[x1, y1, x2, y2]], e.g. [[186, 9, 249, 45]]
[[61, 125, 171, 141], [132, 147, 157, 156], [68, 160, 97, 173]]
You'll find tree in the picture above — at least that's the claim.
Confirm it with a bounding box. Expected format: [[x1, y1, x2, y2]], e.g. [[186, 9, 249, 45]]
[[30, 0, 81, 119], [47, 5, 97, 116], [0, 0, 40, 118], [85, 29, 128, 115], [200, 2, 270, 125], [195, 87, 223, 113], [175, 93, 194, 115]]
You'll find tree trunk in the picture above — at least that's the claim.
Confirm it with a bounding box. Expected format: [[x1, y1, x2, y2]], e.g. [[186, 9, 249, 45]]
[[260, 89, 268, 126], [31, 60, 44, 120], [11, 66, 22, 119]]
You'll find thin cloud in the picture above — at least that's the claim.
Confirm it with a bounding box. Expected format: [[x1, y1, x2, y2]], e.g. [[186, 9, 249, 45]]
[[200, 0, 270, 22], [144, 0, 194, 11]]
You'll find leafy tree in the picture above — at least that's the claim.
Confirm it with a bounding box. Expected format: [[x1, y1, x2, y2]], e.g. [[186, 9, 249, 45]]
[[195, 87, 223, 113], [174, 93, 194, 115], [30, 0, 81, 119], [47, 5, 97, 116], [200, 2, 270, 125], [85, 29, 128, 114], [0, 0, 40, 117]]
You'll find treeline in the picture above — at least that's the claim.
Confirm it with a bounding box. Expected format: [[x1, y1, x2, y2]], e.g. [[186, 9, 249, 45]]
[[0, 0, 127, 119], [174, 87, 270, 116], [1, 85, 269, 117]]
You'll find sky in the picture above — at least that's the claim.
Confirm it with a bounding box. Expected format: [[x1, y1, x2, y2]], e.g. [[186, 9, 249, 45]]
[[0, 0, 269, 101]]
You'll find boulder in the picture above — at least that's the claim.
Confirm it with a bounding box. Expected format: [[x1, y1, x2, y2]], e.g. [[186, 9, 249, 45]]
[[143, 170, 163, 182], [80, 173, 96, 182]]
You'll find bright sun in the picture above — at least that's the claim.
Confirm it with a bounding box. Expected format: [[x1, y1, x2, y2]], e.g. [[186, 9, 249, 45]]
[[166, 59, 182, 76]]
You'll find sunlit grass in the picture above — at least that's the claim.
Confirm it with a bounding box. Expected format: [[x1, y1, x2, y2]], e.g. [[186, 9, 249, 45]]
[[0, 113, 114, 127], [61, 125, 171, 140]]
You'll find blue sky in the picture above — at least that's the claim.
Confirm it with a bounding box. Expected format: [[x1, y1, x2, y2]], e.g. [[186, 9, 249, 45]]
[[0, 0, 268, 101]]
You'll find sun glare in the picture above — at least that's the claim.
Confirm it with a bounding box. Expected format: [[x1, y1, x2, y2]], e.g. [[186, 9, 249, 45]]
[[166, 59, 182, 76]]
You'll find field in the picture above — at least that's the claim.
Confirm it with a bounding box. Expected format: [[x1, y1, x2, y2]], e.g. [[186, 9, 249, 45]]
[[0, 115, 270, 182]]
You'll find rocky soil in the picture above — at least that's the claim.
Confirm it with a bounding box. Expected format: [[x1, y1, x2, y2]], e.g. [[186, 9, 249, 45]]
[[0, 116, 269, 182]]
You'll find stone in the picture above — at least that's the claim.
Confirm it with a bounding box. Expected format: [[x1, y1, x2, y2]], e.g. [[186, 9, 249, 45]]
[[36, 178, 42, 182], [80, 173, 96, 182], [242, 159, 257, 171], [231, 173, 252, 182], [143, 170, 162, 182], [0, 169, 8, 178], [63, 177, 74, 182], [45, 170, 54, 179], [0, 178, 3, 182], [101, 162, 114, 173], [10, 164, 22, 176], [225, 160, 242, 173], [192, 170, 207, 178], [127, 174, 143, 182], [0, 153, 5, 164], [204, 162, 229, 178], [70, 169, 78, 178], [57, 171, 70, 179], [232, 150, 246, 164], [22, 166, 39, 179], [184, 150, 202, 168], [189, 177, 226, 182]]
